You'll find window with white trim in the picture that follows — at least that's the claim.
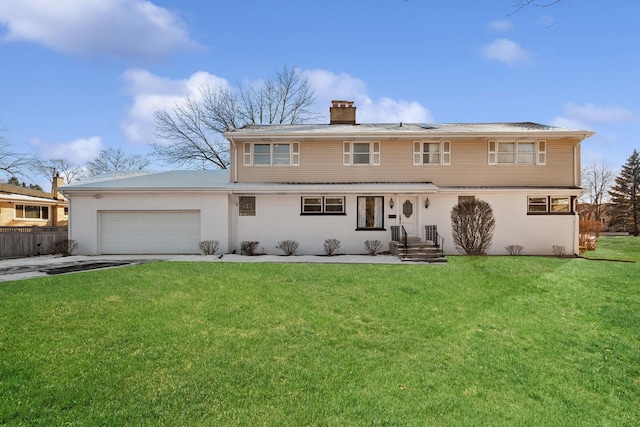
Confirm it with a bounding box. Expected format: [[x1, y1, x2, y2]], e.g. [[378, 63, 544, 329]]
[[413, 140, 451, 165], [239, 196, 256, 216], [301, 197, 345, 215], [15, 205, 49, 220], [243, 142, 299, 166], [357, 196, 384, 229], [489, 140, 546, 165], [343, 141, 380, 166], [527, 196, 573, 214]]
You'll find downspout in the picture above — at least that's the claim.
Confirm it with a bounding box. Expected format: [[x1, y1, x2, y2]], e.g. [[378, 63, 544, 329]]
[[229, 136, 238, 183]]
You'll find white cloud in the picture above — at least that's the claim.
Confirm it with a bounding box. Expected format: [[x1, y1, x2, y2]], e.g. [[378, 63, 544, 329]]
[[561, 102, 636, 124], [304, 69, 434, 123], [483, 38, 529, 66], [28, 136, 103, 164], [121, 67, 435, 143], [121, 69, 230, 143], [488, 19, 513, 32], [0, 0, 198, 61]]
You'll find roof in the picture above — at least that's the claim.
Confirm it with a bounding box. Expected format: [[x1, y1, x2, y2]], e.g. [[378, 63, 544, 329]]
[[60, 170, 441, 194], [61, 170, 231, 192], [224, 122, 595, 139], [0, 183, 56, 200]]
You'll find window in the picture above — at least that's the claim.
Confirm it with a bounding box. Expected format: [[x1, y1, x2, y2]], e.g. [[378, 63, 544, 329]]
[[550, 197, 570, 212], [301, 197, 345, 214], [357, 196, 384, 229], [64, 207, 69, 216], [527, 196, 573, 214], [15, 205, 49, 220], [413, 141, 450, 165], [343, 141, 380, 166], [239, 196, 256, 216], [489, 140, 546, 165], [243, 142, 299, 166], [458, 196, 475, 205]]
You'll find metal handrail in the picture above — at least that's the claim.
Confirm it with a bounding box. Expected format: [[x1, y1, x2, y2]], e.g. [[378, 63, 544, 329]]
[[425, 225, 445, 251]]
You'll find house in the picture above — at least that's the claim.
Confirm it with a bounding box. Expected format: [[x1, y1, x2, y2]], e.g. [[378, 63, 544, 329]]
[[0, 174, 68, 227], [62, 100, 594, 257]]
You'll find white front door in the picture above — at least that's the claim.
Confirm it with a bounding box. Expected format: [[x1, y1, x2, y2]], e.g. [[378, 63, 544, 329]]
[[399, 197, 417, 236]]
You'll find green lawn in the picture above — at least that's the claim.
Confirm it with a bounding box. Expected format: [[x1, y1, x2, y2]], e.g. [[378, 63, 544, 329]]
[[1, 237, 639, 426]]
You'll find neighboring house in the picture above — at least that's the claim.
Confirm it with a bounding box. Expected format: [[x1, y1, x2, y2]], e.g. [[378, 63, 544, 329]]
[[62, 101, 594, 257], [0, 175, 68, 227]]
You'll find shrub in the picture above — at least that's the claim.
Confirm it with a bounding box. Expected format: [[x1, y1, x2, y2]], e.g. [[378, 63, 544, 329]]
[[199, 240, 219, 255], [364, 240, 383, 256], [276, 240, 299, 256], [241, 241, 260, 256], [49, 239, 78, 257], [451, 199, 495, 255], [323, 239, 341, 256], [504, 244, 524, 256], [552, 245, 567, 257]]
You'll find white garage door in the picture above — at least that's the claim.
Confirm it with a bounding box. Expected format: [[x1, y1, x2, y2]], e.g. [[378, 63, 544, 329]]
[[100, 211, 201, 254]]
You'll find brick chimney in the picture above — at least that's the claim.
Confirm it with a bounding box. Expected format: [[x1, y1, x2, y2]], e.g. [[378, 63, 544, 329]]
[[330, 100, 356, 124], [52, 173, 65, 200]]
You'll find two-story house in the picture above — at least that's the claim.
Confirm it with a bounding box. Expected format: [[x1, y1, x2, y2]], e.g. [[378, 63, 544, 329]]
[[62, 101, 593, 257]]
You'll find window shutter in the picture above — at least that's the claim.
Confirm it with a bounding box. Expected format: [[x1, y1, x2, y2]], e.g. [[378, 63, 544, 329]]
[[442, 140, 451, 165], [488, 140, 497, 165], [372, 141, 380, 165], [413, 141, 421, 165], [291, 142, 300, 166], [343, 142, 352, 165], [243, 143, 252, 166], [537, 140, 546, 165]]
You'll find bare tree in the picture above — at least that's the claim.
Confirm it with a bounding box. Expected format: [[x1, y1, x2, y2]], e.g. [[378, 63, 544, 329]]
[[32, 158, 86, 186], [151, 66, 318, 169], [1, 136, 33, 179], [580, 161, 615, 222], [86, 147, 150, 177], [451, 199, 496, 255]]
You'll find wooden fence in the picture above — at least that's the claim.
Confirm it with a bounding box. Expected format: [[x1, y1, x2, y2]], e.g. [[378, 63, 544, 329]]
[[0, 226, 69, 259]]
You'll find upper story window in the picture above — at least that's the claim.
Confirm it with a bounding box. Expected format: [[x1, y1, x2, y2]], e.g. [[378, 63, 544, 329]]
[[488, 140, 546, 165], [15, 205, 49, 220], [413, 140, 451, 165], [243, 142, 299, 166], [343, 141, 380, 166]]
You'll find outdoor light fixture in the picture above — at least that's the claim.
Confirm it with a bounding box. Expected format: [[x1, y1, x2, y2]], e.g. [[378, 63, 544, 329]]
[[424, 198, 430, 209], [389, 198, 394, 208]]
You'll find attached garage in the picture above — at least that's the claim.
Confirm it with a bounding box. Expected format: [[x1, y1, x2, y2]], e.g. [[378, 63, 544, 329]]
[[100, 210, 201, 254]]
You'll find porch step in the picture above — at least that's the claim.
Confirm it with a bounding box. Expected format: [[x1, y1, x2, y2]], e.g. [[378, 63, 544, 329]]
[[389, 240, 447, 264]]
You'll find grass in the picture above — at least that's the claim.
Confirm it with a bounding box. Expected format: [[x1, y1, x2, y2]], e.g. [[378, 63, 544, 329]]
[[0, 237, 639, 426]]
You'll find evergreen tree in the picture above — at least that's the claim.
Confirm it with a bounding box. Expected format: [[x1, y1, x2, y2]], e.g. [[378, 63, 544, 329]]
[[608, 149, 640, 235]]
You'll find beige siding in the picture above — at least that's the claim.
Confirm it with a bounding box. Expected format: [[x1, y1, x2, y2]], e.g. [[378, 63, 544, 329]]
[[232, 137, 580, 187]]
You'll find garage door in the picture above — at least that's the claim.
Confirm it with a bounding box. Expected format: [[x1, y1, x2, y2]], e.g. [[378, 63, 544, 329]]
[[100, 211, 201, 254]]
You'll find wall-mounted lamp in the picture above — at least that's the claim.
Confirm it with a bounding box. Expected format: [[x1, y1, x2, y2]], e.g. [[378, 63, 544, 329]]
[[389, 198, 394, 209], [424, 198, 430, 209]]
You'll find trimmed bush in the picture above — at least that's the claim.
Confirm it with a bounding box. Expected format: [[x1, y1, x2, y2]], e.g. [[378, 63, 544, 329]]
[[241, 241, 260, 256], [49, 239, 78, 257], [552, 245, 567, 257], [323, 239, 341, 256], [199, 240, 219, 255], [504, 244, 524, 256], [276, 240, 299, 256], [364, 240, 383, 256]]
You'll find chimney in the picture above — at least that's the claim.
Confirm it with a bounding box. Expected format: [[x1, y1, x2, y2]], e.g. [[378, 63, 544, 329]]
[[52, 173, 65, 200], [330, 100, 356, 125]]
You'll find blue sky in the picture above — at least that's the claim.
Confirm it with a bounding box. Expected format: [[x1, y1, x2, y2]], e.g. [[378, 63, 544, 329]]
[[0, 0, 638, 188]]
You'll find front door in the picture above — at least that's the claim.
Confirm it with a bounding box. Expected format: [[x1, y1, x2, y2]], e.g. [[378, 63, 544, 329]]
[[399, 197, 417, 236]]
